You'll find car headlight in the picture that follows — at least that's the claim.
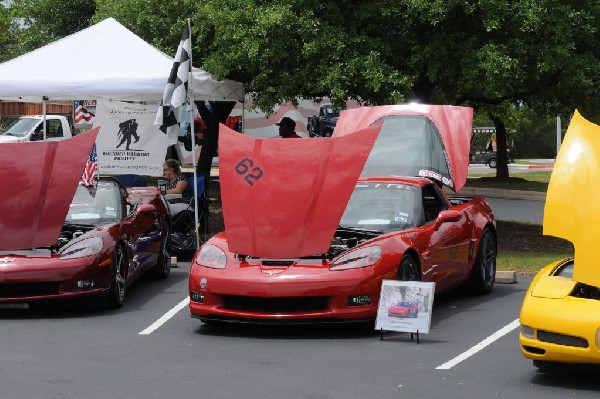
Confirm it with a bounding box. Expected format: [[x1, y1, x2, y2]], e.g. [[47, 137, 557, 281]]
[[520, 324, 535, 339], [330, 246, 382, 271], [59, 237, 103, 259], [194, 244, 227, 269]]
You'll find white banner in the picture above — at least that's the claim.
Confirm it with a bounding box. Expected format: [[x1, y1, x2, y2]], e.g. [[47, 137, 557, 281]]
[[94, 99, 169, 177]]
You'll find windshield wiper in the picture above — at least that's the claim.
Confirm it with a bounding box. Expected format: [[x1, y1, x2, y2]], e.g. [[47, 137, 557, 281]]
[[337, 225, 383, 235]]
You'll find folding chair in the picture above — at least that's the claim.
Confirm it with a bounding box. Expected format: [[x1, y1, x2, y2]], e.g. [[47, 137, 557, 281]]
[[114, 174, 147, 188], [186, 174, 209, 237]]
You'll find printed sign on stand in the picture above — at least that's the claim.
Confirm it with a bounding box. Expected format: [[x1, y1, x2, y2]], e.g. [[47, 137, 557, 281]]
[[375, 280, 435, 334]]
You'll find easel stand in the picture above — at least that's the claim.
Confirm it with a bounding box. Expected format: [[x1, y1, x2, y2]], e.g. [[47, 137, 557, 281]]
[[380, 328, 420, 344]]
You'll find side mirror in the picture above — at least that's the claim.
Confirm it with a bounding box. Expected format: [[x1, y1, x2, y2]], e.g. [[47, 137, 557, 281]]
[[30, 131, 43, 141], [433, 210, 461, 230]]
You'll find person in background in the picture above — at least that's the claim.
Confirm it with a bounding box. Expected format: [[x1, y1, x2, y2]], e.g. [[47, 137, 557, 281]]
[[162, 159, 189, 215], [275, 117, 301, 138]]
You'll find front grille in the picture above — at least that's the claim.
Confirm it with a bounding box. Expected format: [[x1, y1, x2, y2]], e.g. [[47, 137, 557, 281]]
[[0, 282, 60, 298], [261, 260, 294, 266], [223, 295, 328, 313], [538, 330, 588, 348]]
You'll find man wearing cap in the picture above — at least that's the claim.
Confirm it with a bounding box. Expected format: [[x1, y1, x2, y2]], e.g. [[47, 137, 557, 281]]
[[275, 117, 301, 138]]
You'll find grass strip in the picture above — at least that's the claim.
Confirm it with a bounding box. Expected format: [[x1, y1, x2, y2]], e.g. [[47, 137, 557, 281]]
[[497, 251, 573, 275]]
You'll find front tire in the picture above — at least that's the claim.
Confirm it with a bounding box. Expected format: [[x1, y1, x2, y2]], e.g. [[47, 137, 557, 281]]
[[151, 224, 171, 279], [488, 158, 497, 168], [469, 228, 496, 295], [397, 254, 420, 281], [108, 245, 127, 308]]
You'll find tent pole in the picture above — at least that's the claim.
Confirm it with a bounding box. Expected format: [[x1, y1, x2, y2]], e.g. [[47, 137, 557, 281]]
[[42, 96, 48, 140], [186, 18, 200, 249]]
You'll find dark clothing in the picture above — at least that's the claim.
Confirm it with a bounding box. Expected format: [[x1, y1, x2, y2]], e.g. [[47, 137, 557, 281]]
[[166, 174, 187, 191]]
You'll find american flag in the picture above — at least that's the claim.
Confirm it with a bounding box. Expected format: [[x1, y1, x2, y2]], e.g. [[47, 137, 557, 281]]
[[154, 21, 192, 144], [74, 100, 95, 124], [81, 143, 98, 187]]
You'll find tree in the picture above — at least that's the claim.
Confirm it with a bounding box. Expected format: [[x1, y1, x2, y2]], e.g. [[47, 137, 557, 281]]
[[189, 0, 600, 178], [0, 3, 18, 63], [17, 1, 600, 179], [9, 0, 96, 56]]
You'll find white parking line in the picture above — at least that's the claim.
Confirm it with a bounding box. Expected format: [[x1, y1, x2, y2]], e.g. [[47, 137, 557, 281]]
[[435, 318, 520, 370], [139, 296, 189, 335]]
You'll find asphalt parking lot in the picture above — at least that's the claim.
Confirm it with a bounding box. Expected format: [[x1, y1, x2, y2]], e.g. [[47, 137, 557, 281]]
[[2, 261, 598, 399]]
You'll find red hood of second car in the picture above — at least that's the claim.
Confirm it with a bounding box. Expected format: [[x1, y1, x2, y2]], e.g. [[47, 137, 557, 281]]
[[0, 128, 99, 251], [219, 124, 380, 258], [333, 104, 473, 192]]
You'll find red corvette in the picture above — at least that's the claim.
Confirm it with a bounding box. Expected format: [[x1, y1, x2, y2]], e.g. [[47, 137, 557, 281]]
[[388, 302, 419, 318], [0, 131, 171, 309], [188, 105, 496, 324]]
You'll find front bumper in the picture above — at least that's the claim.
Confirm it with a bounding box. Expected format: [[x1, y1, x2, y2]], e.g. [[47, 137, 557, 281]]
[[188, 263, 391, 323], [519, 295, 600, 364], [0, 255, 111, 303]]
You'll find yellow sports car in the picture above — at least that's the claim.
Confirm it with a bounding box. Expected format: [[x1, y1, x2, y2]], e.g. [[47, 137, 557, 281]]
[[519, 111, 600, 370]]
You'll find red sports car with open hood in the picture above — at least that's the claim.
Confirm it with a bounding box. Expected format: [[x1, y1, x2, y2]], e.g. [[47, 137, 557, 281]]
[[0, 129, 171, 309], [189, 104, 496, 324]]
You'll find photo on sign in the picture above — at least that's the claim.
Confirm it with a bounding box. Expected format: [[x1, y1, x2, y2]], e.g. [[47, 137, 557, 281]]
[[375, 280, 435, 334]]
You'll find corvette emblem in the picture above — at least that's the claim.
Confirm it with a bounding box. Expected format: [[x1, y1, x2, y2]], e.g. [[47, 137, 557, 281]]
[[0, 257, 17, 264], [263, 270, 285, 276]]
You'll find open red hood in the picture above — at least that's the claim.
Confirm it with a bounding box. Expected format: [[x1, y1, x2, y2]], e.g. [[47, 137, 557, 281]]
[[0, 128, 99, 251], [333, 104, 473, 192], [219, 124, 380, 258]]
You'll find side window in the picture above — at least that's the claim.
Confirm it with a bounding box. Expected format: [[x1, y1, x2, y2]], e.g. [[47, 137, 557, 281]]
[[46, 120, 63, 138], [421, 184, 448, 224]]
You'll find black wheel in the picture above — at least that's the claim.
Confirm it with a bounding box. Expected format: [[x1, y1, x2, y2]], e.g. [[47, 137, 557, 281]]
[[108, 245, 127, 308], [488, 158, 497, 168], [470, 228, 496, 295], [151, 224, 171, 279], [397, 254, 420, 281]]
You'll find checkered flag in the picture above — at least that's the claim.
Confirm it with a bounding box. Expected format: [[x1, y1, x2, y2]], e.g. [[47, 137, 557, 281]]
[[155, 21, 191, 144]]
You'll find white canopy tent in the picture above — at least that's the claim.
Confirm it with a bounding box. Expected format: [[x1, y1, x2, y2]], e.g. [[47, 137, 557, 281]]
[[0, 18, 244, 249], [0, 17, 244, 102]]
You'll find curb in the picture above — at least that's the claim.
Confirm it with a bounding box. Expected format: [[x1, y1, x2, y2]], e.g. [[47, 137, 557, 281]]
[[495, 270, 517, 284]]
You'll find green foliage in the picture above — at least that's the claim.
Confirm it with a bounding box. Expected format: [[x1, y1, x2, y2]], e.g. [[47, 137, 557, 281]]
[[10, 0, 96, 56], [497, 251, 572, 274], [5, 0, 600, 140], [93, 0, 193, 53], [0, 3, 18, 62]]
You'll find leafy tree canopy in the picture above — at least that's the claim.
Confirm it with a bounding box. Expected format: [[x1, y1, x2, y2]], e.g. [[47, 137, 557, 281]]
[[9, 0, 96, 56]]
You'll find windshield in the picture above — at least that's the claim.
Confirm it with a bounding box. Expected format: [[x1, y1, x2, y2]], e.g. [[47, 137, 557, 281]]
[[361, 115, 451, 186], [1, 117, 39, 137], [340, 182, 420, 234], [65, 181, 123, 225]]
